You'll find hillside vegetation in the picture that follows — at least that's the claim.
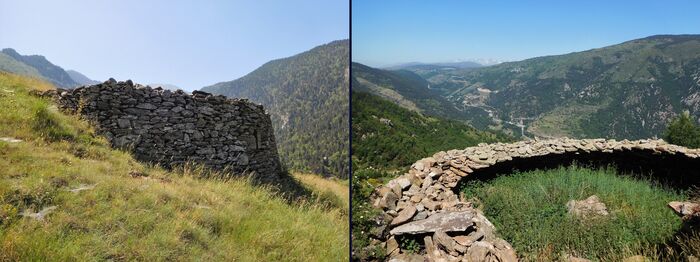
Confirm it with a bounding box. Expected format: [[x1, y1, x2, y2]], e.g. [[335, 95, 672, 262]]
[[352, 62, 493, 128], [399, 35, 700, 139], [352, 91, 510, 169], [0, 72, 348, 261], [202, 40, 349, 178]]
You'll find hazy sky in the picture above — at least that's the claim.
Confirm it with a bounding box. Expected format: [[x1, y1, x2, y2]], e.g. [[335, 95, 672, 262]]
[[0, 0, 348, 90], [352, 0, 700, 67]]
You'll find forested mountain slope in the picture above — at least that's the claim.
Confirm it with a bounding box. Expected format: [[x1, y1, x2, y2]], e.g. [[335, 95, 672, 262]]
[[202, 40, 349, 178], [420, 35, 700, 139]]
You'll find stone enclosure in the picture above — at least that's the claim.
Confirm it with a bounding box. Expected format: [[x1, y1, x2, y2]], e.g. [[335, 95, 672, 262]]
[[373, 138, 700, 261], [49, 79, 282, 180]]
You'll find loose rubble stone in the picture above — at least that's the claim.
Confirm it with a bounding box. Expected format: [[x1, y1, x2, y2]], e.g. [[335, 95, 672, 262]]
[[622, 255, 647, 262], [388, 253, 425, 262], [566, 254, 593, 262], [390, 205, 416, 226], [567, 195, 609, 218], [20, 206, 58, 221], [68, 183, 97, 193], [386, 236, 398, 255], [668, 201, 700, 221], [434, 230, 465, 254], [0, 137, 22, 143], [379, 191, 398, 210]]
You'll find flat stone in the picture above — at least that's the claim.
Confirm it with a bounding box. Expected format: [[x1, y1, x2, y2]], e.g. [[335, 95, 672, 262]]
[[413, 211, 428, 221], [622, 255, 647, 262], [434, 230, 464, 253], [379, 191, 398, 210], [668, 201, 700, 218], [386, 236, 398, 255], [567, 254, 593, 262], [421, 199, 441, 211], [465, 241, 496, 262], [0, 137, 22, 143], [423, 236, 440, 259], [117, 118, 131, 128], [391, 184, 402, 198], [453, 230, 482, 246], [387, 253, 424, 262], [415, 203, 424, 212], [136, 103, 157, 110], [391, 205, 416, 226], [413, 161, 425, 171], [20, 206, 58, 221], [410, 193, 424, 203], [390, 210, 476, 235], [395, 177, 411, 189]]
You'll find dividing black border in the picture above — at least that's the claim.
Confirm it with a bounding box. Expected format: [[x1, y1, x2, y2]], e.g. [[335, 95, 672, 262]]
[[348, 0, 354, 260]]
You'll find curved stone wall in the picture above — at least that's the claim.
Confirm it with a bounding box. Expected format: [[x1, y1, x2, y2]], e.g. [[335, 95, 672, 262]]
[[49, 79, 282, 180], [373, 138, 700, 261]]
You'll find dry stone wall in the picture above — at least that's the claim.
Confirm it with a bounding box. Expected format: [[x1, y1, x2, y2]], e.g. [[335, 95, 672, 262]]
[[51, 79, 282, 179], [373, 138, 700, 261]]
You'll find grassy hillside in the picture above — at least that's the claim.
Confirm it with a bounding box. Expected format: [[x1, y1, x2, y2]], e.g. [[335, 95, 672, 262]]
[[0, 53, 44, 80], [294, 173, 349, 210], [421, 35, 700, 139], [0, 72, 348, 261], [202, 40, 349, 179]]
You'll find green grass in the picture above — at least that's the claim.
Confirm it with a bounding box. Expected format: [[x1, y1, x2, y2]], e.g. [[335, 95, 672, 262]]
[[0, 72, 348, 261], [460, 165, 689, 261]]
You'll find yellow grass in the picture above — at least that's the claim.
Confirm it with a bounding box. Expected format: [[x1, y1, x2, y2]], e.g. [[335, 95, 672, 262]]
[[0, 72, 348, 261], [294, 172, 349, 209]]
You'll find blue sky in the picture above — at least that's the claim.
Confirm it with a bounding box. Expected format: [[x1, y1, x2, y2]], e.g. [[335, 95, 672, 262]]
[[0, 0, 348, 90], [352, 0, 700, 67]]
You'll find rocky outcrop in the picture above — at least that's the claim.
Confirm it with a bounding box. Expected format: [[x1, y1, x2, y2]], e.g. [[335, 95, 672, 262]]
[[372, 138, 700, 261], [48, 79, 282, 180]]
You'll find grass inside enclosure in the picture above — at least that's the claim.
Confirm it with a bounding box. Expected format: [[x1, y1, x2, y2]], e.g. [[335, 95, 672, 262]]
[[460, 165, 686, 261]]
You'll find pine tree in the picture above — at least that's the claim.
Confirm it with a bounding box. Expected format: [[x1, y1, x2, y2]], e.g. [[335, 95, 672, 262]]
[[663, 111, 700, 148]]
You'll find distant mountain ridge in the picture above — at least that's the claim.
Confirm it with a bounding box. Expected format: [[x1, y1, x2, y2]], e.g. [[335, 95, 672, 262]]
[[66, 70, 99, 85], [202, 40, 349, 178], [1, 48, 79, 88], [392, 34, 700, 139], [0, 48, 96, 88]]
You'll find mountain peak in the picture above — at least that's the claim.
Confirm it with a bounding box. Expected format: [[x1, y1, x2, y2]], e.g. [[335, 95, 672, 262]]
[[0, 48, 78, 88]]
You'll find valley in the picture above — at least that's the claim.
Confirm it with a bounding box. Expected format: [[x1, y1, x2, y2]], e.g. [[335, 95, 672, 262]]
[[355, 35, 700, 140]]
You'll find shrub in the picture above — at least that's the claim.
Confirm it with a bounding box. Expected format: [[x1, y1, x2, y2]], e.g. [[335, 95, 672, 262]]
[[664, 111, 700, 148]]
